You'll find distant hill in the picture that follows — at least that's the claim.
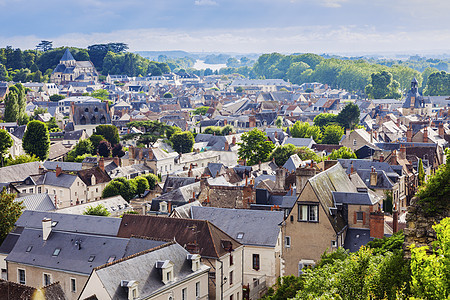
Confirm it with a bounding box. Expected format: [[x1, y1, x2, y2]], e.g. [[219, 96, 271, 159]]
[[135, 50, 197, 60]]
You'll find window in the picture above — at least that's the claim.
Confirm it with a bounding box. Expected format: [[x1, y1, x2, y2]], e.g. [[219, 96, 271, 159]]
[[70, 278, 76, 292], [229, 271, 233, 285], [285, 236, 291, 248], [230, 295, 234, 300], [236, 232, 244, 239], [107, 256, 116, 263], [298, 260, 315, 276], [29, 188, 33, 193], [18, 269, 25, 284], [26, 246, 33, 252], [196, 281, 200, 298], [37, 187, 42, 193], [230, 253, 233, 266], [356, 211, 364, 222], [88, 256, 95, 262], [331, 240, 337, 248], [298, 204, 319, 222], [52, 248, 61, 256], [353, 139, 357, 146], [252, 254, 260, 270], [43, 273, 52, 286], [181, 288, 187, 300]]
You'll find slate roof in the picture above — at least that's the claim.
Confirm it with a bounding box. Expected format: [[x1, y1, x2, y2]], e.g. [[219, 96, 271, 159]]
[[162, 176, 196, 193], [117, 215, 242, 258], [337, 159, 400, 181], [0, 162, 43, 183], [55, 196, 129, 216], [93, 242, 208, 300], [283, 137, 316, 148], [14, 194, 56, 211], [11, 125, 26, 139], [43, 161, 83, 172], [343, 228, 373, 253], [60, 48, 75, 61], [283, 154, 304, 172], [332, 191, 377, 206], [16, 210, 121, 236], [191, 206, 284, 247], [40, 171, 78, 188], [6, 228, 130, 275], [78, 166, 111, 186]]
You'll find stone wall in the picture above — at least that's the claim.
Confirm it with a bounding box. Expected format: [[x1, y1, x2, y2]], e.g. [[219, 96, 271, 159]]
[[403, 196, 450, 258]]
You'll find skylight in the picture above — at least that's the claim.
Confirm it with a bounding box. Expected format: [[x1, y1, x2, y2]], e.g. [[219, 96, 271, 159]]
[[26, 246, 33, 252], [236, 232, 244, 239], [88, 256, 95, 262], [52, 248, 61, 256], [107, 256, 116, 263]]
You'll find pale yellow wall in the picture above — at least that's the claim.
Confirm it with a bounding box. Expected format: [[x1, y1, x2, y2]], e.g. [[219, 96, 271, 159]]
[[282, 182, 338, 276], [7, 261, 88, 300], [214, 246, 244, 300], [243, 245, 279, 287], [341, 131, 370, 151]]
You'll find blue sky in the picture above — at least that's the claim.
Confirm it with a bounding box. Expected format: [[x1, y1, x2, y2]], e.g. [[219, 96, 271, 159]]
[[1, 0, 450, 54]]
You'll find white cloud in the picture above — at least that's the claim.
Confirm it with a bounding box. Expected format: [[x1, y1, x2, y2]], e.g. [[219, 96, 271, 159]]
[[320, 0, 348, 8], [194, 0, 218, 6]]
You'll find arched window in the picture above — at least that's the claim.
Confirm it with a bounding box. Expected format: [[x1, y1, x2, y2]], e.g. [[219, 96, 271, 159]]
[[90, 116, 96, 124], [80, 116, 86, 125], [100, 116, 106, 124]]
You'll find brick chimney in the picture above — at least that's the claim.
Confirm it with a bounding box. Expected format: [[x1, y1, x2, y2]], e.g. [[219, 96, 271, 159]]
[[369, 211, 384, 239], [129, 145, 135, 159], [379, 153, 384, 162], [98, 157, 105, 172], [295, 166, 316, 196], [148, 148, 154, 160], [423, 127, 428, 143], [139, 148, 143, 160], [391, 150, 398, 165], [55, 165, 62, 177], [274, 167, 286, 192], [113, 156, 120, 167], [399, 144, 406, 160], [188, 165, 193, 177], [249, 116, 256, 128], [406, 126, 412, 142], [39, 164, 45, 175], [392, 209, 398, 233], [231, 136, 236, 146], [438, 123, 444, 137]]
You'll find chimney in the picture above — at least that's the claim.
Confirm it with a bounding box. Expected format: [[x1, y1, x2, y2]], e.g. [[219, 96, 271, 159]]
[[38, 165, 45, 175], [129, 145, 135, 160], [42, 218, 52, 241], [188, 165, 193, 177], [113, 156, 120, 167], [249, 116, 256, 128], [423, 127, 428, 143], [224, 119, 227, 126], [370, 167, 377, 186], [295, 166, 316, 196], [231, 136, 236, 145], [379, 153, 384, 162], [148, 148, 154, 160], [438, 123, 444, 137], [399, 144, 406, 160], [406, 126, 412, 142], [224, 141, 229, 151], [350, 163, 354, 174], [369, 211, 384, 239], [55, 165, 62, 177], [274, 131, 278, 139], [274, 167, 286, 191], [98, 157, 105, 172], [391, 150, 398, 165], [392, 209, 398, 233], [168, 201, 172, 213]]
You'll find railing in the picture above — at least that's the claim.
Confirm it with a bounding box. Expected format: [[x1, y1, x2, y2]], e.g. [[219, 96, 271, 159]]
[[248, 275, 267, 300]]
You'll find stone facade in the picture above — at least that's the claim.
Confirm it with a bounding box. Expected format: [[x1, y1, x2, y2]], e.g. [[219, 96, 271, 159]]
[[197, 178, 254, 209]]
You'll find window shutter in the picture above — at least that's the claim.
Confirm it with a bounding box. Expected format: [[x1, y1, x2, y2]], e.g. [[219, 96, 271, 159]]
[[353, 212, 357, 224], [363, 212, 366, 225]]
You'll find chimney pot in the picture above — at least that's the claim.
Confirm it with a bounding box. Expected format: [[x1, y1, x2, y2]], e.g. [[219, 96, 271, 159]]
[[55, 165, 62, 177]]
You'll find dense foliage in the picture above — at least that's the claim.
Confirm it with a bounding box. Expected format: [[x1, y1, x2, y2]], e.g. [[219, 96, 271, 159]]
[[22, 120, 50, 160], [203, 125, 235, 136], [0, 129, 13, 166], [170, 131, 195, 154], [238, 129, 275, 166], [102, 177, 138, 202], [328, 146, 357, 160], [83, 204, 110, 217], [0, 188, 24, 243]]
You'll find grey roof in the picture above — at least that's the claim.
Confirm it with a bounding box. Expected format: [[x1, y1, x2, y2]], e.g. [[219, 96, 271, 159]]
[[332, 191, 377, 206], [60, 49, 75, 61], [43, 161, 83, 172], [6, 228, 130, 275], [41, 172, 78, 188], [0, 162, 43, 184], [207, 162, 225, 178], [11, 125, 26, 139], [162, 176, 196, 193], [191, 206, 284, 247], [16, 210, 121, 236], [0, 232, 20, 255], [337, 159, 400, 181], [344, 228, 373, 253], [283, 154, 304, 172], [94, 242, 207, 300], [283, 137, 316, 148], [123, 237, 167, 258], [15, 194, 56, 211]]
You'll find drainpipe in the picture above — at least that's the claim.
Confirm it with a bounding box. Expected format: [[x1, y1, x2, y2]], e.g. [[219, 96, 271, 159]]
[[219, 259, 224, 300]]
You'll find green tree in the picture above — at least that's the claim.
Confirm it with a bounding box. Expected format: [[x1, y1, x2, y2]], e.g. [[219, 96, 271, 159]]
[[192, 106, 209, 115], [95, 125, 119, 145], [269, 144, 297, 166], [321, 125, 344, 145], [83, 204, 110, 216], [365, 71, 401, 99], [67, 139, 93, 161], [290, 121, 322, 142], [3, 83, 26, 122], [144, 174, 159, 190], [0, 129, 13, 167], [89, 134, 105, 154], [418, 158, 425, 186], [336, 103, 360, 130], [328, 146, 357, 160], [90, 89, 109, 101], [296, 146, 321, 162], [163, 92, 173, 98], [0, 63, 8, 81], [111, 143, 125, 158], [275, 116, 283, 128], [313, 113, 337, 128], [97, 140, 111, 157], [22, 120, 50, 160], [423, 71, 450, 96], [123, 120, 170, 147], [221, 125, 235, 136], [0, 188, 24, 243], [204, 126, 222, 135], [133, 176, 149, 196], [102, 178, 137, 202], [263, 275, 304, 300], [5, 154, 39, 166], [170, 131, 195, 154], [49, 94, 65, 102], [238, 129, 275, 166]]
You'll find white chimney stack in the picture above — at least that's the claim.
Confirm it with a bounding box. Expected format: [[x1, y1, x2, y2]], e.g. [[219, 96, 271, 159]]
[[42, 218, 52, 241]]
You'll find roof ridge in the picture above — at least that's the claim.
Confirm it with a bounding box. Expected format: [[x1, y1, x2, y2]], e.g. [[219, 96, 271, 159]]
[[94, 240, 175, 271], [0, 278, 36, 290], [130, 235, 173, 243]]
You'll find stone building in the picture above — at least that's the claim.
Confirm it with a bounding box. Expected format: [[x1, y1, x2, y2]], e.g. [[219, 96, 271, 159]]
[[51, 49, 98, 85]]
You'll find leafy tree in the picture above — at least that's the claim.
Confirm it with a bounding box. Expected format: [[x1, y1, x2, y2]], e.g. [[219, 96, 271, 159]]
[[90, 89, 109, 101], [221, 125, 234, 136], [163, 92, 173, 98], [22, 120, 50, 160], [313, 113, 337, 128], [286, 62, 310, 84], [111, 143, 125, 158], [89, 134, 105, 154], [290, 121, 322, 142], [365, 71, 401, 99], [192, 106, 209, 115], [170, 131, 195, 154], [321, 125, 344, 145], [67, 139, 93, 161], [235, 86, 244, 93], [336, 103, 360, 130], [0, 63, 8, 81], [35, 40, 53, 52], [0, 188, 24, 243], [123, 120, 170, 147], [144, 174, 159, 190], [238, 129, 275, 166], [204, 126, 222, 135], [423, 71, 450, 96], [97, 140, 111, 157], [95, 125, 119, 145], [421, 67, 439, 93], [269, 144, 297, 166], [165, 126, 181, 140], [4, 83, 26, 123], [101, 181, 123, 199], [83, 204, 110, 216], [328, 146, 357, 160], [263, 276, 304, 300], [275, 116, 283, 128], [5, 154, 39, 166], [103, 177, 137, 202], [418, 158, 425, 186], [0, 129, 13, 167], [46, 117, 60, 132], [133, 176, 149, 196], [296, 146, 321, 162], [49, 94, 65, 102]]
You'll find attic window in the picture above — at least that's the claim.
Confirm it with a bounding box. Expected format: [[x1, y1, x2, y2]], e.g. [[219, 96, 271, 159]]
[[52, 248, 61, 256], [51, 221, 58, 227], [26, 246, 33, 252], [107, 256, 116, 263], [88, 256, 95, 262], [236, 232, 244, 239]]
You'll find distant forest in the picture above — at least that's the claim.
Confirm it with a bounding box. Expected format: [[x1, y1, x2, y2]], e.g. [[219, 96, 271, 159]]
[[1, 41, 450, 96]]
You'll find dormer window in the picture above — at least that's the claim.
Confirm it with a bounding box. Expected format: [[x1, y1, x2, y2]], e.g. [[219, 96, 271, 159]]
[[187, 254, 201, 272], [156, 260, 174, 284]]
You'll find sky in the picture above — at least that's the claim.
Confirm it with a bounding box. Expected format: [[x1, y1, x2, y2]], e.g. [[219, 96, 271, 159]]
[[1, 0, 450, 55]]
